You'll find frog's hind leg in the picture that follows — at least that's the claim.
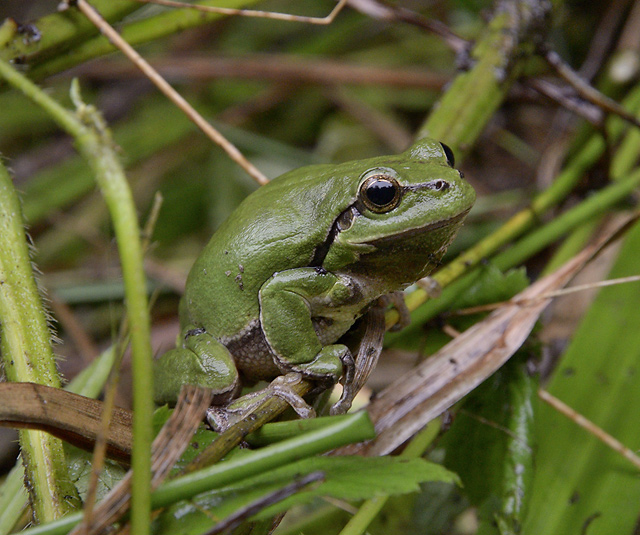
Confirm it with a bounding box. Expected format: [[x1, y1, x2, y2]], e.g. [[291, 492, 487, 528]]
[[154, 326, 240, 406]]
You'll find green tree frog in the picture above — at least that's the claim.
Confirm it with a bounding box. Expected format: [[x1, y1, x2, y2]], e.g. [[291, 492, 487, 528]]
[[154, 137, 475, 422]]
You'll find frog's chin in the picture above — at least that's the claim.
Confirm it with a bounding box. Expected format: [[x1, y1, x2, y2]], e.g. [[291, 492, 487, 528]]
[[337, 209, 470, 290]]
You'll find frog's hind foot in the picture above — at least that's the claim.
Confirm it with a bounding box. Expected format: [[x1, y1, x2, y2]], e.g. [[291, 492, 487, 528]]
[[268, 372, 317, 418], [206, 372, 316, 432], [380, 291, 412, 332]]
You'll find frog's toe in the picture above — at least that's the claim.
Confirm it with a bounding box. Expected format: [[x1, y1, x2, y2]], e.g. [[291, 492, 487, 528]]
[[380, 291, 412, 332], [206, 406, 234, 432]]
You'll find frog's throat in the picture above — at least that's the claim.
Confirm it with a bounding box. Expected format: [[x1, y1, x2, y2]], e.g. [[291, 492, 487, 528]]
[[309, 206, 471, 267]]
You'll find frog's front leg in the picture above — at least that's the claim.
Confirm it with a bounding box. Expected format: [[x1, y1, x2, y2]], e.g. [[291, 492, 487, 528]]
[[259, 267, 357, 412], [154, 326, 240, 406]]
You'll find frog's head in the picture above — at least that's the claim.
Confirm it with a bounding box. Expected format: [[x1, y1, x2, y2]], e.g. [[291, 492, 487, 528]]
[[320, 137, 475, 288]]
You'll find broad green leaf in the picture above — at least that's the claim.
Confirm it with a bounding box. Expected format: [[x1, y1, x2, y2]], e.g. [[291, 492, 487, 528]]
[[442, 357, 536, 535], [66, 447, 127, 504], [389, 263, 529, 350], [154, 456, 458, 535], [524, 220, 640, 534]]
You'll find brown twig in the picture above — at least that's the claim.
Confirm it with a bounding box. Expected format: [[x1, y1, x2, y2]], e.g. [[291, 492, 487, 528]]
[[134, 0, 347, 24], [538, 389, 640, 470], [71, 54, 450, 90], [578, 0, 632, 80], [70, 386, 214, 535], [346, 0, 467, 53], [541, 45, 640, 130], [0, 384, 133, 464], [533, 0, 631, 188], [527, 77, 606, 126], [617, 0, 640, 51], [68, 0, 268, 185]]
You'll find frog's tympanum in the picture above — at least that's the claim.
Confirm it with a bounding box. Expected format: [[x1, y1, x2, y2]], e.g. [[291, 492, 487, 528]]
[[154, 137, 475, 425]]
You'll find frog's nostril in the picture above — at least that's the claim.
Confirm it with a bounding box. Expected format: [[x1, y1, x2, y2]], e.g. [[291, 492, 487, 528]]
[[432, 180, 450, 191]]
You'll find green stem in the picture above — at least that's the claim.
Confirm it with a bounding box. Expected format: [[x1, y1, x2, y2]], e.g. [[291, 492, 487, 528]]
[[0, 59, 154, 533], [492, 168, 640, 270], [391, 81, 640, 327], [156, 411, 374, 507], [418, 0, 548, 159], [0, 161, 78, 521], [18, 411, 375, 535], [244, 415, 353, 447], [393, 165, 640, 340], [540, 220, 601, 276]]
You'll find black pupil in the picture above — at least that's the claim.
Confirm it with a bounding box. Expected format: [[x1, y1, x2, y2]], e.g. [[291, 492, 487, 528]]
[[441, 143, 455, 167], [366, 179, 396, 206]]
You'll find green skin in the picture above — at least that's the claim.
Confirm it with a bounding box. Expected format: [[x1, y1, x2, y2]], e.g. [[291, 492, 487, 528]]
[[154, 137, 476, 409]]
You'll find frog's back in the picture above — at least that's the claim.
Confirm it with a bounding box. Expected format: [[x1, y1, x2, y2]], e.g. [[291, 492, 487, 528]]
[[183, 163, 357, 337]]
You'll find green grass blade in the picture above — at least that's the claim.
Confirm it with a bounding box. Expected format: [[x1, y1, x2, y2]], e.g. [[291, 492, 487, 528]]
[[524, 220, 640, 534]]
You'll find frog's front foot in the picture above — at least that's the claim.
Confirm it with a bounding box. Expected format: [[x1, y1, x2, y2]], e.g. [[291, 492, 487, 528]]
[[207, 372, 316, 432], [290, 344, 354, 386]]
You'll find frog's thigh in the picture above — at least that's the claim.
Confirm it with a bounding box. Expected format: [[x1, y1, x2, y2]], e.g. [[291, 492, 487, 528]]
[[259, 268, 354, 379], [154, 328, 239, 406]]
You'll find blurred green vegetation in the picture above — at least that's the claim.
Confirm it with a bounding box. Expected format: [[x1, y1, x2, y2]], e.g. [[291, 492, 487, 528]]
[[1, 0, 640, 534]]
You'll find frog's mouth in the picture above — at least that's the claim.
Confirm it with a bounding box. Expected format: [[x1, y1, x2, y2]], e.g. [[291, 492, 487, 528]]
[[364, 207, 471, 245], [309, 206, 471, 267]]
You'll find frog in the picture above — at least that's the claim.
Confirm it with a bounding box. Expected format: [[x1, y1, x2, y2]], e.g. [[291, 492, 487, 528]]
[[153, 136, 475, 423]]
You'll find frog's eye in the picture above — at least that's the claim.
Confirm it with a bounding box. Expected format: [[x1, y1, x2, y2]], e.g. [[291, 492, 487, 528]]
[[440, 143, 455, 167], [359, 174, 402, 213]]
